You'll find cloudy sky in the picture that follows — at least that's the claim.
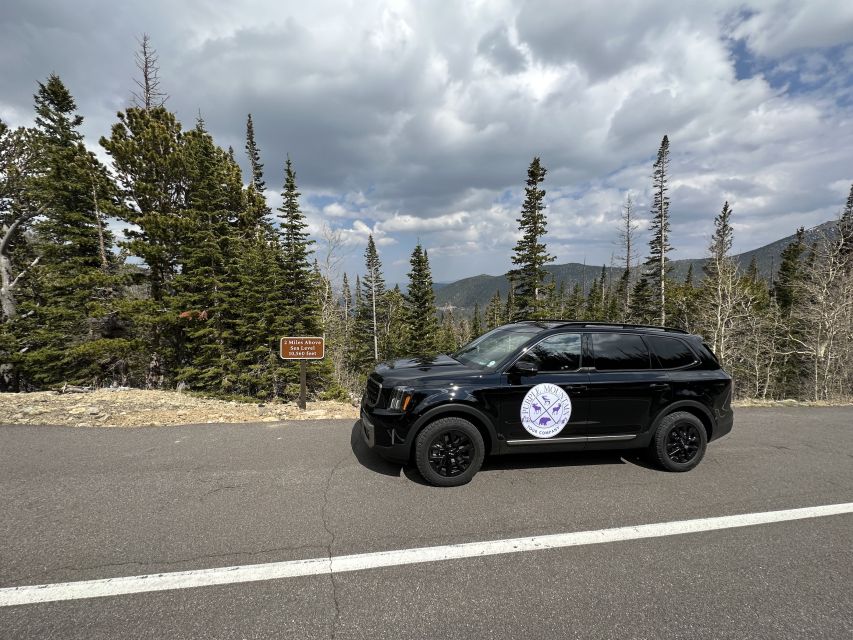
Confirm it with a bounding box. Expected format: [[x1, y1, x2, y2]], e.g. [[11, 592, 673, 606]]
[[2, 0, 853, 283]]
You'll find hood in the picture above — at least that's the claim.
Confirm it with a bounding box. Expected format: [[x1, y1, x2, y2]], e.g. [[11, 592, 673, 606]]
[[373, 354, 481, 385]]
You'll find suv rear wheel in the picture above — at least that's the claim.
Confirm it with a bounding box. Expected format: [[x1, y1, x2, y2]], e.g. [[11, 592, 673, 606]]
[[651, 411, 707, 472], [415, 417, 485, 487]]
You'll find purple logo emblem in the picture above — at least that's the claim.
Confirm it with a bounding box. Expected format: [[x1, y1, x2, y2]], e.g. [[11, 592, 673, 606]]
[[520, 383, 572, 438]]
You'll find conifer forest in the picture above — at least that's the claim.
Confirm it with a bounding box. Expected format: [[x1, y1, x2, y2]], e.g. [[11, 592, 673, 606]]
[[2, 43, 852, 404]]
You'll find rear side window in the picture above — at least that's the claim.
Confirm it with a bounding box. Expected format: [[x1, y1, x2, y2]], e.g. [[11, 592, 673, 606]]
[[518, 333, 582, 371], [646, 335, 698, 369], [592, 334, 650, 370]]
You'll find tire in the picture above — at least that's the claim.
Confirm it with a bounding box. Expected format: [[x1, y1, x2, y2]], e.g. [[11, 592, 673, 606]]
[[651, 411, 707, 472], [415, 417, 485, 487]]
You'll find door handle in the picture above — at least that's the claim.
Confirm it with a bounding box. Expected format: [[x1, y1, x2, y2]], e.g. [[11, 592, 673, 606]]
[[567, 385, 588, 392], [649, 383, 669, 390]]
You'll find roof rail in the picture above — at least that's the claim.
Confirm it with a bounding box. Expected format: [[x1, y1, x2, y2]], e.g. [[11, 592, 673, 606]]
[[512, 319, 689, 334]]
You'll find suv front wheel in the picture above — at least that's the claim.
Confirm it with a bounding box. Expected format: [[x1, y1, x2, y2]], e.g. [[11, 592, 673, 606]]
[[415, 417, 485, 487], [651, 411, 708, 472]]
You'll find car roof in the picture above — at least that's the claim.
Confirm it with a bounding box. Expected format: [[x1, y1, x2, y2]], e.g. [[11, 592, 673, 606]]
[[509, 320, 691, 336]]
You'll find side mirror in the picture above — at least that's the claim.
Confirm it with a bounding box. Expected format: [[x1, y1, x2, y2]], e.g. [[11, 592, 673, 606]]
[[513, 360, 538, 376]]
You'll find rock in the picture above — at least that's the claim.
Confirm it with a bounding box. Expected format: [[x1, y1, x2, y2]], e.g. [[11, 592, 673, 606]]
[[88, 406, 101, 415]]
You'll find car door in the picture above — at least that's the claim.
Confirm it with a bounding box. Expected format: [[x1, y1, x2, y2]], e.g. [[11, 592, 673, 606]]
[[497, 332, 590, 444], [584, 332, 670, 437]]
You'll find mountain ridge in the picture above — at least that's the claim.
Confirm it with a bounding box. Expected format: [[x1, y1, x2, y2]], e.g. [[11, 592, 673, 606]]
[[433, 220, 836, 311]]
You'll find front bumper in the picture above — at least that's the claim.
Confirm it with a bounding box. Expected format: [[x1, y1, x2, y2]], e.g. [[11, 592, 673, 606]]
[[360, 408, 411, 463]]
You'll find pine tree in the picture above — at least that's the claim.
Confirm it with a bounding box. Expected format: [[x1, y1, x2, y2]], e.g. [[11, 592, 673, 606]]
[[840, 182, 853, 261], [354, 235, 385, 368], [644, 135, 672, 324], [773, 227, 805, 315], [485, 290, 502, 330], [507, 157, 554, 319], [471, 302, 483, 337], [565, 282, 584, 319], [704, 201, 733, 281], [629, 276, 654, 324], [19, 75, 130, 387], [383, 284, 408, 360], [277, 156, 316, 335], [403, 243, 438, 357], [585, 266, 608, 321], [504, 283, 516, 324], [100, 103, 187, 387], [226, 231, 286, 398], [437, 310, 458, 353], [745, 256, 759, 281], [171, 117, 233, 392], [245, 114, 265, 194], [241, 114, 271, 233]]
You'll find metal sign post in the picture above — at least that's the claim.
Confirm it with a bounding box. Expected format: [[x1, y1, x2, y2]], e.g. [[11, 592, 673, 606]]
[[279, 337, 325, 409]]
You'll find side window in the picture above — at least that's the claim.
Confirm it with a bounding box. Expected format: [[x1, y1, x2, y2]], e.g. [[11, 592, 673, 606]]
[[646, 335, 698, 369], [519, 333, 582, 371], [592, 333, 650, 370]]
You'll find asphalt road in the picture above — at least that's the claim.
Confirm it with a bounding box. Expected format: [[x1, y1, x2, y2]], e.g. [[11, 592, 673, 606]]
[[1, 407, 851, 639]]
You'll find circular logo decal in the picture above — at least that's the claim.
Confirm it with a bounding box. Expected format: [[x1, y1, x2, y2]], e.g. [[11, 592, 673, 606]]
[[520, 383, 573, 438]]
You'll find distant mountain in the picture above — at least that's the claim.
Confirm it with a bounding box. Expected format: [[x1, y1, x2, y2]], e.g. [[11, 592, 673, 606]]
[[434, 221, 837, 312]]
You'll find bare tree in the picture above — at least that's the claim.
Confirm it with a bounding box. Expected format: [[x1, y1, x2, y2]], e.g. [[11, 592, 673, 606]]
[[700, 202, 744, 363], [1, 211, 41, 321], [131, 34, 168, 110], [616, 193, 639, 314], [0, 124, 41, 322]]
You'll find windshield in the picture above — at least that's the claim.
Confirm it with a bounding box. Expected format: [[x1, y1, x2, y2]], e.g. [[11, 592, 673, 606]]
[[453, 325, 541, 369]]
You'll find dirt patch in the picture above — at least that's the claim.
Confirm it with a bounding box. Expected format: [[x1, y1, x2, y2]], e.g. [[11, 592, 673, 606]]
[[0, 389, 359, 427]]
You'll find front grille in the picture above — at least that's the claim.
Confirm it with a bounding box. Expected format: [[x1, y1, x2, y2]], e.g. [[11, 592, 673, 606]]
[[365, 377, 382, 407]]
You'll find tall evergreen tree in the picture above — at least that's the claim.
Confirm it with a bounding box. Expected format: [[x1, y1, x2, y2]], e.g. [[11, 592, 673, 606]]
[[19, 75, 130, 386], [171, 117, 233, 391], [485, 290, 502, 330], [840, 182, 853, 261], [245, 114, 265, 194], [565, 282, 585, 319], [241, 114, 271, 232], [773, 227, 805, 315], [471, 302, 483, 337], [644, 135, 672, 324], [403, 243, 438, 357], [277, 156, 316, 335], [383, 284, 408, 360], [629, 276, 654, 324], [504, 283, 516, 324], [507, 157, 554, 319], [354, 235, 385, 367], [101, 104, 187, 386]]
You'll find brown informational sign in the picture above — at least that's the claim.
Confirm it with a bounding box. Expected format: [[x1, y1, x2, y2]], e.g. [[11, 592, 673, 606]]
[[280, 337, 325, 360]]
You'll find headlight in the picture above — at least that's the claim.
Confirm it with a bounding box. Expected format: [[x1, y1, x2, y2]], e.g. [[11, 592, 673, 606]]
[[388, 386, 414, 411]]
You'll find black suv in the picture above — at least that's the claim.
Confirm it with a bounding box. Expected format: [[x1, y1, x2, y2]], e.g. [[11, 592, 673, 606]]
[[360, 321, 733, 486]]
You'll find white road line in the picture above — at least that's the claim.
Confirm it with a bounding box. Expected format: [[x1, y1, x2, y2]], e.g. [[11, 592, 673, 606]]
[[2, 502, 851, 607]]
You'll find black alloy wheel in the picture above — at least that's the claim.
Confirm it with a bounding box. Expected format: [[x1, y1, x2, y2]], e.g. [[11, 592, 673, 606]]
[[415, 417, 485, 487], [651, 411, 708, 472], [665, 423, 701, 464], [427, 430, 473, 477]]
